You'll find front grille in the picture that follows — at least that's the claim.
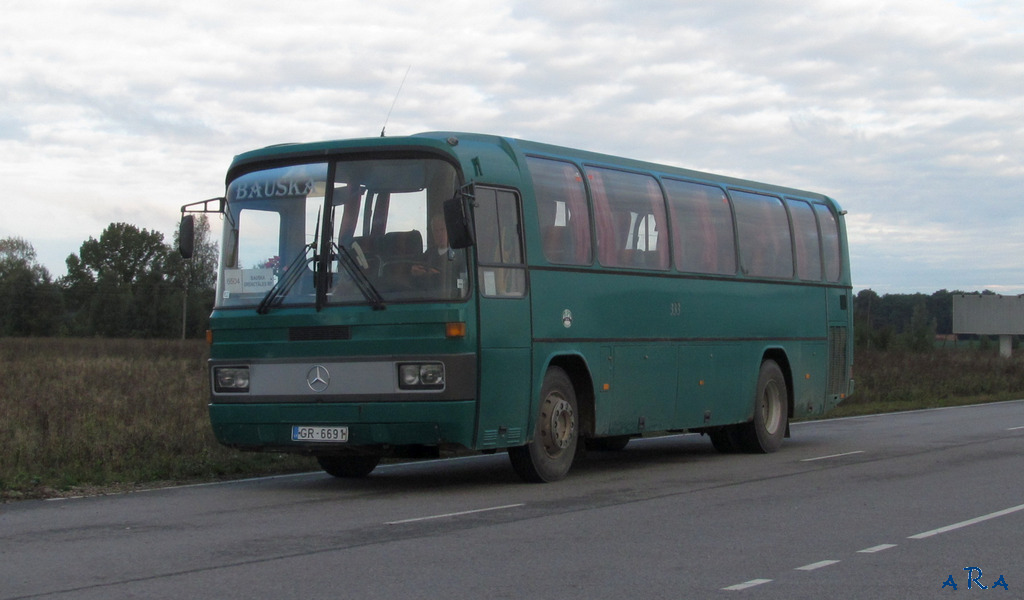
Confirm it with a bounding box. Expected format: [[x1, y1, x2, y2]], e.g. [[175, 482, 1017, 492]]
[[288, 325, 351, 341]]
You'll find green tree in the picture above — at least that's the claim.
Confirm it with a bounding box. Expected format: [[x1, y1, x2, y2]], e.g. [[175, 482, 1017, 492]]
[[78, 223, 167, 287], [900, 301, 937, 352], [59, 253, 96, 334], [927, 289, 954, 335], [0, 237, 64, 336], [60, 223, 171, 337]]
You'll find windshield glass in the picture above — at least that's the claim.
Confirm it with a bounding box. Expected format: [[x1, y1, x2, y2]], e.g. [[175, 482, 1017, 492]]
[[216, 157, 468, 309]]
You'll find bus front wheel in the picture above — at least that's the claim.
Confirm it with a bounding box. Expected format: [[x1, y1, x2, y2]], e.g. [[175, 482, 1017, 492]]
[[737, 360, 788, 453], [508, 367, 579, 482]]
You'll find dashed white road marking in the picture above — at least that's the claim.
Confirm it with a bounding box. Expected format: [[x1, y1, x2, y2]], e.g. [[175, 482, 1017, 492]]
[[858, 544, 897, 553], [800, 450, 864, 462], [384, 503, 524, 525], [722, 579, 773, 591], [795, 559, 840, 571]]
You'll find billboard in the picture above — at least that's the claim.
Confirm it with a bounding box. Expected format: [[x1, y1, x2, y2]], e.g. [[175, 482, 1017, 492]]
[[952, 294, 1024, 335]]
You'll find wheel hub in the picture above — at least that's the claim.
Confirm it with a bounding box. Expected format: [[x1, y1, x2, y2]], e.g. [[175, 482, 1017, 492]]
[[761, 381, 782, 434], [543, 396, 575, 452]]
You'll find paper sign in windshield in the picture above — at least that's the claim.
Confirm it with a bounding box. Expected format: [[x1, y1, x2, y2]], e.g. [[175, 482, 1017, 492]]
[[224, 269, 276, 295]]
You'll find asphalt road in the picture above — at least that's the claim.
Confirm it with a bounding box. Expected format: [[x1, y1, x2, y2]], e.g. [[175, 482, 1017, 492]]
[[2, 400, 1022, 600]]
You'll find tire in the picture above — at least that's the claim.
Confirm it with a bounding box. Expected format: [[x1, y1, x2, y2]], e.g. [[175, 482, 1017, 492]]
[[736, 360, 788, 453], [586, 435, 631, 452], [508, 367, 579, 482], [317, 453, 381, 478]]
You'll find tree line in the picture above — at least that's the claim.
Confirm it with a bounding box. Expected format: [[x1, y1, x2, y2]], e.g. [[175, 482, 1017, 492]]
[[0, 225, 1005, 346], [854, 288, 1006, 352], [0, 217, 217, 339]]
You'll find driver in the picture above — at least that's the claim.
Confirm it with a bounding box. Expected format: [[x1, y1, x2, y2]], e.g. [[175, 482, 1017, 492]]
[[412, 214, 452, 278]]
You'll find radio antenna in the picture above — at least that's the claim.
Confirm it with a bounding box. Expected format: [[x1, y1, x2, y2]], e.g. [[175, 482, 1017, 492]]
[[380, 65, 411, 137]]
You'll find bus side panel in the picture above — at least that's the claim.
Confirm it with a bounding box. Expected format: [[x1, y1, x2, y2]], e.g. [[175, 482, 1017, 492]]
[[530, 268, 834, 434], [589, 343, 672, 436], [787, 340, 829, 418], [607, 345, 677, 433], [585, 340, 757, 434], [475, 347, 532, 449], [676, 344, 751, 428]]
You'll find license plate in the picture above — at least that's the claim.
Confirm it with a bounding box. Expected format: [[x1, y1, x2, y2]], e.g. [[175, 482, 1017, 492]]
[[291, 426, 349, 443]]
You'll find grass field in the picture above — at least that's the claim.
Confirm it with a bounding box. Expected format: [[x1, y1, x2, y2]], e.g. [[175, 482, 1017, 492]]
[[0, 338, 313, 500], [2, 338, 1022, 500], [828, 346, 1024, 417]]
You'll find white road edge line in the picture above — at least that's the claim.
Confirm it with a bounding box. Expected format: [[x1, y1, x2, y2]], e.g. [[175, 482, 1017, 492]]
[[908, 503, 1024, 539], [858, 544, 898, 553], [796, 560, 840, 571], [801, 398, 1024, 423], [1008, 425, 1024, 431], [723, 579, 772, 591], [800, 450, 864, 462], [385, 503, 525, 525]]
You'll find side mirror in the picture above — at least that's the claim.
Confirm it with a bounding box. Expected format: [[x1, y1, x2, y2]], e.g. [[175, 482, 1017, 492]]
[[178, 215, 195, 259], [443, 187, 475, 249]]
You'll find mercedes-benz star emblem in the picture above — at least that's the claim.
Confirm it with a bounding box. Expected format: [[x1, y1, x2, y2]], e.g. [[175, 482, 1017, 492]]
[[306, 365, 330, 392]]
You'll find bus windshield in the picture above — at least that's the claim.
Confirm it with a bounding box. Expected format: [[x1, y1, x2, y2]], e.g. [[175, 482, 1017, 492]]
[[216, 157, 468, 309]]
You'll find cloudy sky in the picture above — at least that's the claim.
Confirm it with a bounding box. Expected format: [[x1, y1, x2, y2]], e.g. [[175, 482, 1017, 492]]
[[2, 0, 1022, 294]]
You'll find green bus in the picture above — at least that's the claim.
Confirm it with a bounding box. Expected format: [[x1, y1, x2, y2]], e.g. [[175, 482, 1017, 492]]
[[179, 131, 853, 482]]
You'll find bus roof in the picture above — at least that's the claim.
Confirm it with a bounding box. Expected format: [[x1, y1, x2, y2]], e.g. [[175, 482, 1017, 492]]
[[228, 131, 841, 210]]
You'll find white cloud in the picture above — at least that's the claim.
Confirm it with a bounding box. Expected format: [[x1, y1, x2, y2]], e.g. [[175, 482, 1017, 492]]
[[1, 0, 1022, 293]]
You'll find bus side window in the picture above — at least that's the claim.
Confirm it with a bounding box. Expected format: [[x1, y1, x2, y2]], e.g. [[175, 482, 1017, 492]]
[[732, 190, 793, 279], [587, 166, 669, 270], [814, 203, 842, 282], [787, 198, 823, 281], [526, 157, 592, 265], [664, 179, 736, 275], [475, 187, 527, 297]]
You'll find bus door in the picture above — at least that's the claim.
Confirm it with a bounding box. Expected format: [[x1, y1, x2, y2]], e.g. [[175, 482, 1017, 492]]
[[471, 187, 532, 449]]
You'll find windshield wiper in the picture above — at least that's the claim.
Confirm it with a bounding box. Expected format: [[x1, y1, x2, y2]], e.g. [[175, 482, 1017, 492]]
[[258, 210, 321, 315], [256, 244, 315, 314], [335, 242, 386, 310]]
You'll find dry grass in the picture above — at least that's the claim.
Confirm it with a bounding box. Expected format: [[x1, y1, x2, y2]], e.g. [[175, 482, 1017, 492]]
[[2, 339, 1022, 500], [0, 338, 313, 500], [827, 347, 1024, 417]]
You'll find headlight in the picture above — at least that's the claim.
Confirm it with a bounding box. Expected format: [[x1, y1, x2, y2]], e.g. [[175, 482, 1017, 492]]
[[214, 366, 250, 393], [397, 362, 445, 390]]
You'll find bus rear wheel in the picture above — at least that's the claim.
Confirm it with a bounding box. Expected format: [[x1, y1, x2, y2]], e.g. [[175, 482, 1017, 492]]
[[317, 453, 381, 478], [508, 367, 579, 482], [737, 360, 788, 453]]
